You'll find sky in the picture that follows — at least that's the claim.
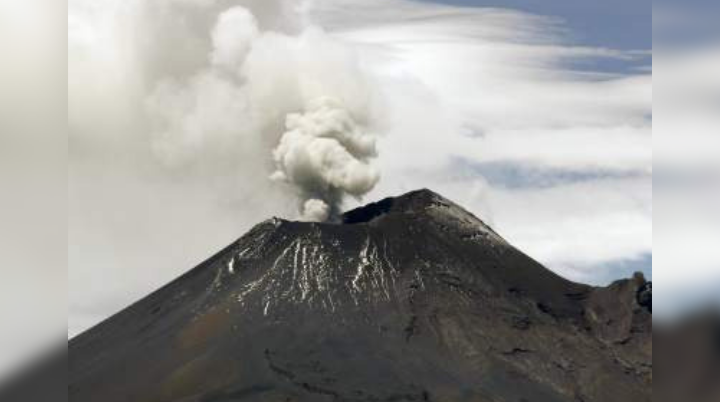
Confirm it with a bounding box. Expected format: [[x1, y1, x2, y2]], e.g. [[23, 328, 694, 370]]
[[64, 0, 658, 338], [416, 0, 652, 78], [432, 0, 651, 45]]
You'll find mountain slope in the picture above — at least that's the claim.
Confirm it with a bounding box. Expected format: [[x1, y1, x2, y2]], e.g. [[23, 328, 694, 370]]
[[69, 189, 652, 402]]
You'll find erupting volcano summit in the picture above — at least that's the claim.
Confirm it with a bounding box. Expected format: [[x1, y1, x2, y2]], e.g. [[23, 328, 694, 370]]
[[70, 189, 652, 402]]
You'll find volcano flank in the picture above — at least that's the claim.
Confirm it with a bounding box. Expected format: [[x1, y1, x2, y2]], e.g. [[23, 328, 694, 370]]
[[69, 189, 652, 402]]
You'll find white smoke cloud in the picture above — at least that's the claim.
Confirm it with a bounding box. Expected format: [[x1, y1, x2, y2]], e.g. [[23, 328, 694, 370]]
[[299, 199, 331, 222], [210, 6, 259, 70], [271, 97, 379, 221], [144, 5, 382, 220]]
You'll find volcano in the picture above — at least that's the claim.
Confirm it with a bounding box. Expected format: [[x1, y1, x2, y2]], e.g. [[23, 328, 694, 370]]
[[69, 189, 652, 402]]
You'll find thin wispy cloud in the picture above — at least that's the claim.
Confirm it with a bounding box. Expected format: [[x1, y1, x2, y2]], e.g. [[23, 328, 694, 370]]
[[310, 0, 651, 280]]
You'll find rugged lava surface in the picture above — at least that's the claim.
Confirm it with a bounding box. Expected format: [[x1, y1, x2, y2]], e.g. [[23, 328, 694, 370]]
[[69, 189, 652, 402]]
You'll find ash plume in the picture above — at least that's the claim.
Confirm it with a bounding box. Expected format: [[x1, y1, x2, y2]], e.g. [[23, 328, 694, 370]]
[[210, 6, 259, 70], [271, 97, 379, 222], [142, 4, 383, 222]]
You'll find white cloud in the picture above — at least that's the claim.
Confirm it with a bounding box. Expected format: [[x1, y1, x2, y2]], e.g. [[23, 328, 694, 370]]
[[653, 44, 720, 317], [210, 6, 259, 69]]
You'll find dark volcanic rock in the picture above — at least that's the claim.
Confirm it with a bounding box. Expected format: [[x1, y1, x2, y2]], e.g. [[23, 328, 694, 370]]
[[69, 189, 652, 402]]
